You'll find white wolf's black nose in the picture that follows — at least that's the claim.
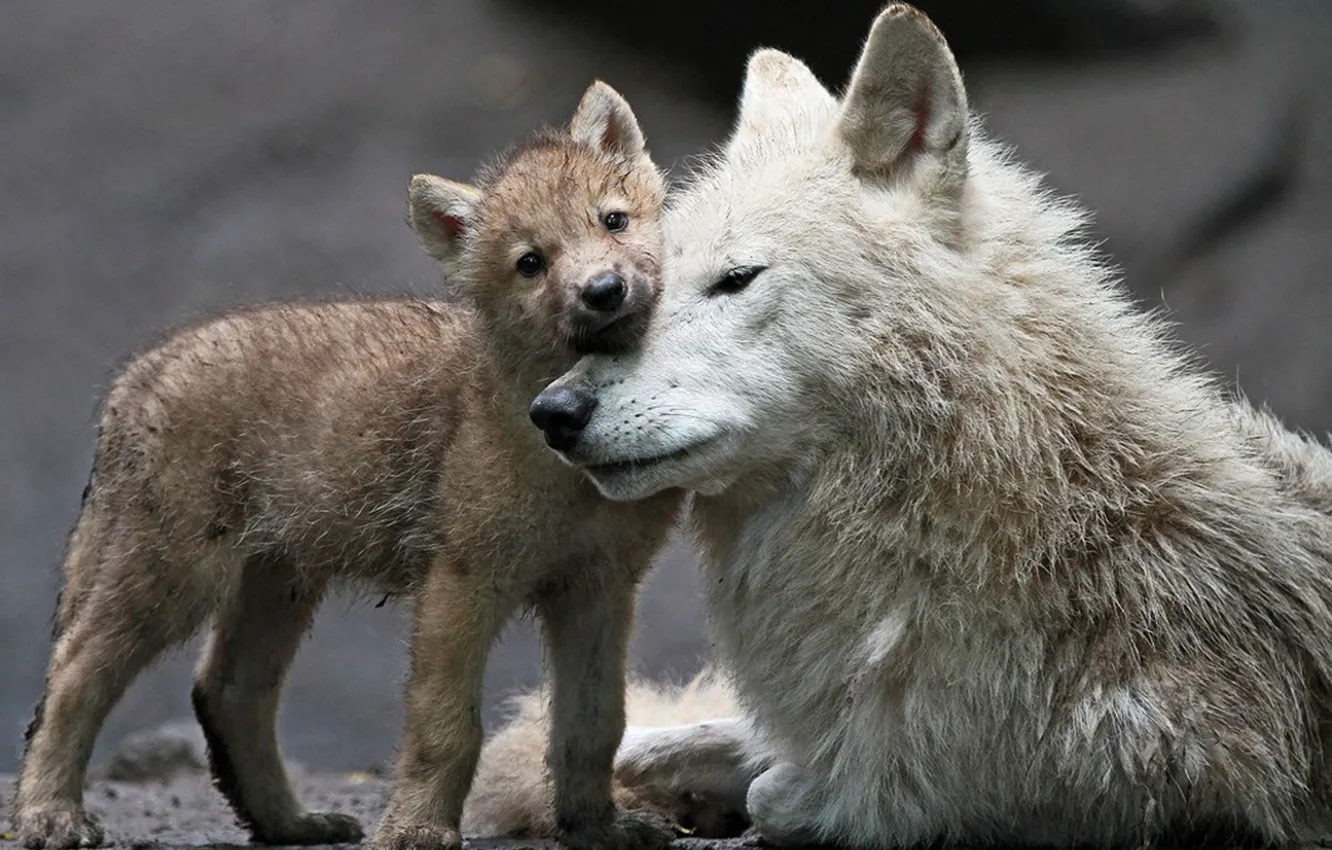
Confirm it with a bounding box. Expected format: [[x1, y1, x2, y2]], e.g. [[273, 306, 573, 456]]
[[529, 387, 598, 452], [581, 272, 626, 312]]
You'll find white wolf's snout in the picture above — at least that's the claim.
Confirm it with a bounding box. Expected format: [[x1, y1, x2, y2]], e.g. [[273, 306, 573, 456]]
[[529, 358, 739, 501], [528, 381, 599, 456]]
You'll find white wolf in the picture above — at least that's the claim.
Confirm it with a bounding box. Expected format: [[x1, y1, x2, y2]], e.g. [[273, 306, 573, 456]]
[[523, 4, 1332, 847]]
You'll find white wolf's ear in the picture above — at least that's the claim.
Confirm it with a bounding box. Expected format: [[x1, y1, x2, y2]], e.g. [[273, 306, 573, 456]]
[[837, 4, 968, 185], [571, 81, 647, 159], [407, 174, 481, 267], [728, 49, 837, 156]]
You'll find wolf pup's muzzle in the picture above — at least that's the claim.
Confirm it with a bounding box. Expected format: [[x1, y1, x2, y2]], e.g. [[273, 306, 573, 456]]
[[568, 270, 654, 355]]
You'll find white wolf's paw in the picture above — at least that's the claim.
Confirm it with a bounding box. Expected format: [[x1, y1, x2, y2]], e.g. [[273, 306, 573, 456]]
[[16, 808, 106, 849], [562, 810, 676, 850], [253, 811, 364, 845], [365, 822, 461, 850], [746, 764, 824, 848]]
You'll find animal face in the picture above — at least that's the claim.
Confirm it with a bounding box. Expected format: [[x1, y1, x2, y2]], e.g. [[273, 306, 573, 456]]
[[469, 140, 665, 355], [530, 6, 972, 500], [408, 82, 666, 359]]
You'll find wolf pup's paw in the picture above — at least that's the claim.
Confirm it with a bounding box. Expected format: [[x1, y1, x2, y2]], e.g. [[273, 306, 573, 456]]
[[254, 812, 364, 845], [16, 809, 106, 849], [562, 810, 677, 850], [365, 823, 462, 850]]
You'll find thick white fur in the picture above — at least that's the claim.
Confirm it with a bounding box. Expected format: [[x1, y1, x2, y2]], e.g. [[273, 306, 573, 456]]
[[462, 669, 749, 838], [532, 3, 1332, 847]]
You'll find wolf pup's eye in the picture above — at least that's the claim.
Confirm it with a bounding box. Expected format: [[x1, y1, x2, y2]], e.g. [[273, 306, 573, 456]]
[[603, 211, 629, 233], [516, 252, 545, 277], [710, 265, 766, 296]]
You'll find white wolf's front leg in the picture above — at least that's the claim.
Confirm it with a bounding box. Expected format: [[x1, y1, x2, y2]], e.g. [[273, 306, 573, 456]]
[[616, 718, 768, 834], [746, 762, 827, 847]]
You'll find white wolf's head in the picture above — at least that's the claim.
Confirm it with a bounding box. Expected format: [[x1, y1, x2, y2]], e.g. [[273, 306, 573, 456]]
[[530, 4, 978, 501]]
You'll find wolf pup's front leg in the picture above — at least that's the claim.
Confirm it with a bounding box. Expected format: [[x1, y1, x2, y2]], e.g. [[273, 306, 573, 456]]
[[538, 576, 675, 850], [369, 562, 504, 850]]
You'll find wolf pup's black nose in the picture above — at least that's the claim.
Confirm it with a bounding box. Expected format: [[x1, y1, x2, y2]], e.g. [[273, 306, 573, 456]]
[[529, 387, 598, 452], [581, 272, 627, 312]]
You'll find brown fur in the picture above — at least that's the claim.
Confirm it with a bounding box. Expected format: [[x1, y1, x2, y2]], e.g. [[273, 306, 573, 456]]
[[12, 82, 683, 850]]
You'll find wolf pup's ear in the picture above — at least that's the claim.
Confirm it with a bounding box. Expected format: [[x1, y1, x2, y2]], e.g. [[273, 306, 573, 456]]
[[837, 4, 968, 187], [729, 49, 837, 157], [571, 81, 647, 160], [407, 174, 481, 267]]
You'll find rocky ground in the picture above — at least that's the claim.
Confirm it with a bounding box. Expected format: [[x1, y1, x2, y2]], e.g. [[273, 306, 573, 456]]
[[0, 774, 759, 850], [0, 763, 743, 850], [0, 773, 744, 849], [0, 773, 391, 850], [0, 725, 740, 849], [0, 726, 751, 849]]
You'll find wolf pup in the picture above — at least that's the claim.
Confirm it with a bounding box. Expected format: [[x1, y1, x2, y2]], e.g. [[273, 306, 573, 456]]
[[12, 81, 682, 850], [530, 6, 1332, 848]]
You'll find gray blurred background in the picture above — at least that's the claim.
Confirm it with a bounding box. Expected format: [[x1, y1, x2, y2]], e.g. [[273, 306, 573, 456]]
[[2, 0, 1329, 775]]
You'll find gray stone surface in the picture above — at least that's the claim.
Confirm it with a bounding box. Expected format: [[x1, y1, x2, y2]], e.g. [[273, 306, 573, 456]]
[[969, 1, 1332, 430], [2, 0, 1330, 799]]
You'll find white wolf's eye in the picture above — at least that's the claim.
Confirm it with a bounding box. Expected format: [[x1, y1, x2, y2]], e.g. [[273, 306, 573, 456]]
[[709, 266, 766, 296]]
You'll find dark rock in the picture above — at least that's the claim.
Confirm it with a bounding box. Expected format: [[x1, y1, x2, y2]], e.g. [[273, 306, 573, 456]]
[[96, 722, 208, 783], [512, 0, 1223, 108]]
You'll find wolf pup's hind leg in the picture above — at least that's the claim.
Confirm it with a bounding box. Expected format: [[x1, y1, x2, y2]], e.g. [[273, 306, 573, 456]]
[[13, 508, 214, 849], [191, 554, 360, 845]]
